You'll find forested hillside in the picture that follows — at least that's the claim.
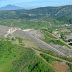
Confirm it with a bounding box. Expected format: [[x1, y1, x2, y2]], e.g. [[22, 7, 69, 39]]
[[0, 4, 72, 72], [0, 5, 72, 24], [0, 37, 56, 72], [0, 4, 24, 11]]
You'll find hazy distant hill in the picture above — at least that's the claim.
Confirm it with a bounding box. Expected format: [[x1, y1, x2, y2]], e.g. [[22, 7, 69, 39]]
[[29, 5, 72, 24], [30, 5, 72, 16], [0, 5, 72, 24], [0, 4, 24, 11]]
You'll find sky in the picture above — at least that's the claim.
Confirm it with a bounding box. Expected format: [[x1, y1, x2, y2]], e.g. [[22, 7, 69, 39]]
[[0, 0, 72, 9]]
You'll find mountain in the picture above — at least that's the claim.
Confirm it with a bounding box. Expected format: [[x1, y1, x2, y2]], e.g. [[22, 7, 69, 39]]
[[0, 5, 72, 24], [0, 4, 24, 11], [30, 5, 72, 23], [31, 5, 72, 17]]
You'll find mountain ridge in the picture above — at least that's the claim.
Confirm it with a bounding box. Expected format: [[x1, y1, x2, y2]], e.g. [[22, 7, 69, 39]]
[[0, 5, 72, 24], [0, 4, 24, 11]]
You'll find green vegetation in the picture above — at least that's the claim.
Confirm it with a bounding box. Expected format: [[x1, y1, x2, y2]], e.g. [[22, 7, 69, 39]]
[[41, 30, 70, 48], [49, 40, 66, 46], [16, 37, 23, 43], [69, 43, 72, 46], [0, 39, 55, 72], [69, 39, 72, 41], [0, 5, 72, 72], [36, 47, 58, 57], [0, 5, 72, 25], [0, 35, 5, 41], [66, 63, 72, 71], [40, 53, 62, 63], [61, 34, 66, 41], [41, 30, 56, 39], [0, 19, 50, 29], [0, 41, 19, 66], [55, 54, 72, 62], [10, 50, 55, 72], [0, 37, 71, 72], [0, 5, 72, 29], [34, 47, 72, 63]]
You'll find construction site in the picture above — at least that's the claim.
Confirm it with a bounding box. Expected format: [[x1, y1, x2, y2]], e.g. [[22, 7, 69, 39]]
[[0, 25, 72, 58]]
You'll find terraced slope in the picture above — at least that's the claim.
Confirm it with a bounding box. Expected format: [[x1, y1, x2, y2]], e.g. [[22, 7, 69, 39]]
[[0, 40, 55, 72]]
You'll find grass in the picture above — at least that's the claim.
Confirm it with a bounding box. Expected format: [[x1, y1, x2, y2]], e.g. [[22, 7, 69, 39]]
[[0, 36, 72, 72], [34, 47, 72, 63], [66, 63, 72, 72], [0, 38, 55, 72], [40, 53, 62, 63], [36, 47, 58, 57], [16, 37, 23, 43], [41, 30, 71, 48], [0, 41, 19, 66], [41, 30, 56, 39], [10, 48, 55, 72]]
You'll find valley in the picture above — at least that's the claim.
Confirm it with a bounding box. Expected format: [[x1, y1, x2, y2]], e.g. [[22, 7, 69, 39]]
[[0, 24, 72, 72], [0, 5, 72, 72]]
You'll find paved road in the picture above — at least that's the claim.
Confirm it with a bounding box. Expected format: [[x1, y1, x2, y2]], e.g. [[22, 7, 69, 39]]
[[13, 30, 65, 56]]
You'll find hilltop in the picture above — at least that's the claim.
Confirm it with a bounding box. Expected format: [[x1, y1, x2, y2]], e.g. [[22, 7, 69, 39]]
[[0, 5, 72, 24], [0, 4, 24, 11]]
